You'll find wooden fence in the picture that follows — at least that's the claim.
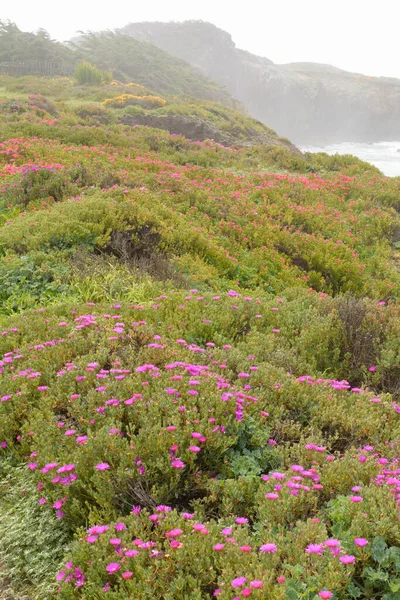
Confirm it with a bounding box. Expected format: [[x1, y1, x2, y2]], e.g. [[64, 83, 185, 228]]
[[0, 60, 74, 77]]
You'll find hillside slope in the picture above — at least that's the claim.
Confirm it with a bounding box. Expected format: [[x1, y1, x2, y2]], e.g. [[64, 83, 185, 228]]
[[1, 75, 400, 600], [0, 75, 299, 152], [121, 20, 400, 144], [0, 22, 236, 107]]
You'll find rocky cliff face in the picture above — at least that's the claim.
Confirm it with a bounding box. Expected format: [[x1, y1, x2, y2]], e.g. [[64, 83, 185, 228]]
[[119, 111, 301, 154], [121, 21, 400, 145]]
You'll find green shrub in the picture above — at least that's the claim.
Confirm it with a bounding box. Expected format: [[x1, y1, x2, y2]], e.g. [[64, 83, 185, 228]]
[[0, 459, 70, 599], [75, 62, 110, 86], [1, 72, 400, 600]]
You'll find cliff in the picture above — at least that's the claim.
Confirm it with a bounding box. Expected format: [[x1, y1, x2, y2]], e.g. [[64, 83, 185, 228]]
[[121, 20, 400, 144]]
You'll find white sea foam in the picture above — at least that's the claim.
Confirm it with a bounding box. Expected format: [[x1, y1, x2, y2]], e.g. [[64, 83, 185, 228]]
[[301, 141, 400, 177]]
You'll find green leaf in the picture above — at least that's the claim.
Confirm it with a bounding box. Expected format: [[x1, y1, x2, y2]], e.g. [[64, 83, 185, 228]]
[[286, 588, 301, 600], [383, 593, 400, 600], [389, 580, 400, 593], [363, 567, 389, 583], [372, 537, 389, 563], [389, 548, 400, 573], [346, 581, 362, 598]]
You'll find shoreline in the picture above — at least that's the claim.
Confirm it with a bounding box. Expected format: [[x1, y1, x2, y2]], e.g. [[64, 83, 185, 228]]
[[301, 140, 400, 177]]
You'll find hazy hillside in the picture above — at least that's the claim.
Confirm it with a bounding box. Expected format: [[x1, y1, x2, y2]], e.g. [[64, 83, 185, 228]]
[[121, 20, 400, 144], [0, 22, 236, 107]]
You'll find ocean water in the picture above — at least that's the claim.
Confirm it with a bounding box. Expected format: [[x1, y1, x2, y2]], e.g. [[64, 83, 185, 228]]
[[301, 141, 400, 177]]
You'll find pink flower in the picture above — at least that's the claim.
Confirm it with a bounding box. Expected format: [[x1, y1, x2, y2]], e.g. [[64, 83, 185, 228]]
[[171, 459, 185, 469], [86, 535, 98, 543], [95, 462, 110, 471], [306, 544, 324, 555], [106, 562, 120, 573], [122, 571, 133, 579], [265, 492, 279, 500], [354, 538, 368, 547], [250, 580, 263, 588], [189, 446, 201, 453], [109, 538, 121, 546], [324, 539, 340, 548], [350, 496, 363, 503], [213, 544, 225, 551], [260, 543, 277, 553], [277, 576, 286, 583], [340, 555, 356, 564], [231, 577, 246, 588], [165, 529, 183, 538], [318, 592, 333, 599]]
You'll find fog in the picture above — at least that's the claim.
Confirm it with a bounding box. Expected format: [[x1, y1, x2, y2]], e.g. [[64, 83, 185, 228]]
[[3, 0, 400, 79]]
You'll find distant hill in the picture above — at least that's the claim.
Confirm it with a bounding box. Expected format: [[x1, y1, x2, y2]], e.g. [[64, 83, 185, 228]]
[[0, 22, 237, 107], [72, 31, 239, 107], [121, 20, 400, 144]]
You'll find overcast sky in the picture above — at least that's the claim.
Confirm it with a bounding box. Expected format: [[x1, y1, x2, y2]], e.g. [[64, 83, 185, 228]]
[[3, 0, 400, 79]]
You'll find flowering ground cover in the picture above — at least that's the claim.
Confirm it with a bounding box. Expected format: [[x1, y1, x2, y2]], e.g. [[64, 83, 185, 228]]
[[0, 75, 400, 600]]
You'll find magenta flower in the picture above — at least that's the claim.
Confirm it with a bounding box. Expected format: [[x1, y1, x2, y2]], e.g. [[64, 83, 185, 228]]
[[318, 592, 333, 599], [213, 543, 225, 551], [122, 571, 133, 579], [354, 538, 368, 547], [324, 539, 341, 548], [109, 538, 121, 546], [106, 562, 120, 573], [95, 462, 110, 471], [260, 543, 277, 553], [86, 535, 98, 543], [231, 576, 246, 588], [88, 525, 109, 534], [340, 554, 356, 564], [306, 544, 324, 555], [250, 580, 263, 588], [165, 528, 183, 538]]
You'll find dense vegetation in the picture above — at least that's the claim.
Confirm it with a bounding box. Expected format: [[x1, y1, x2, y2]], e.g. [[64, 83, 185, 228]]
[[0, 69, 400, 600], [0, 22, 236, 106]]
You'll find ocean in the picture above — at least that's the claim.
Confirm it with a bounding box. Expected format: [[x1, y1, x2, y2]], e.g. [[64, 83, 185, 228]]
[[301, 141, 400, 177]]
